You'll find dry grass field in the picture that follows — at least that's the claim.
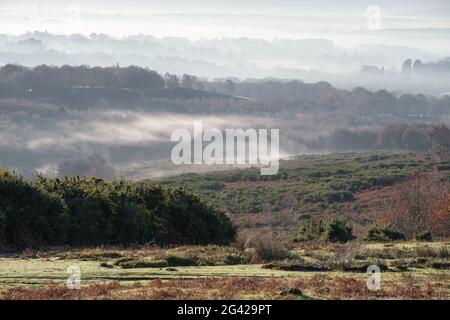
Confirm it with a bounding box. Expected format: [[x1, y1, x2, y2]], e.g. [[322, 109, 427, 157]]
[[1, 241, 448, 300]]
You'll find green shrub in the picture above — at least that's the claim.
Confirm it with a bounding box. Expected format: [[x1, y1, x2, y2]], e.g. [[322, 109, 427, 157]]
[[0, 208, 6, 247], [165, 255, 198, 266], [295, 218, 355, 243], [321, 219, 355, 243], [118, 259, 169, 269], [365, 225, 406, 242], [0, 169, 236, 248], [415, 231, 432, 242], [294, 220, 325, 242], [166, 189, 236, 245], [206, 183, 225, 191], [223, 255, 243, 265], [428, 261, 450, 269], [323, 190, 355, 203], [100, 262, 114, 268], [0, 169, 69, 248]]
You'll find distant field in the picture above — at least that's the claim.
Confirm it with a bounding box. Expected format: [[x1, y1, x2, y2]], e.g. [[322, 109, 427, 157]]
[[0, 241, 448, 299]]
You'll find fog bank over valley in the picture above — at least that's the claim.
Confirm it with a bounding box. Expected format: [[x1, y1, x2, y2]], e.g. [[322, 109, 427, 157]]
[[1, 32, 450, 95], [1, 0, 450, 179], [0, 64, 449, 179]]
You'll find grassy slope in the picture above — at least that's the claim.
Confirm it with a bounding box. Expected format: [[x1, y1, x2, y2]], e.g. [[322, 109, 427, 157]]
[[156, 151, 449, 238]]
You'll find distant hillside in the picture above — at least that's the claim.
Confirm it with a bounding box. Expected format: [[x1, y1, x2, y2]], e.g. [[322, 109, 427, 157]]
[[0, 64, 235, 108], [1, 63, 450, 180]]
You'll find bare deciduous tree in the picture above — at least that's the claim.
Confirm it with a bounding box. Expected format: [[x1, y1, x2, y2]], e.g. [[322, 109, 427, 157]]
[[380, 173, 449, 238], [428, 124, 450, 160]]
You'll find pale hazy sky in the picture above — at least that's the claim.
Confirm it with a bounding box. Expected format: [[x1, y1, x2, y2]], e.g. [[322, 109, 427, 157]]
[[2, 0, 450, 15], [1, 0, 450, 46]]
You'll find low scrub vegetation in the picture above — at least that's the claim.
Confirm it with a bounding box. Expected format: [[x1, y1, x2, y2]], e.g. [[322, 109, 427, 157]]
[[263, 258, 388, 273], [295, 219, 355, 243], [365, 225, 406, 242], [414, 245, 450, 259], [159, 151, 450, 240], [251, 235, 295, 263]]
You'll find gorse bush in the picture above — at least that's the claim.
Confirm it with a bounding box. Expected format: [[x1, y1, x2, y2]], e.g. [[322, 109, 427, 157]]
[[322, 219, 356, 243], [415, 231, 433, 242], [36, 177, 168, 246], [0, 169, 69, 248], [0, 169, 235, 249], [295, 218, 355, 243], [365, 225, 406, 242], [294, 220, 325, 242], [165, 189, 236, 245]]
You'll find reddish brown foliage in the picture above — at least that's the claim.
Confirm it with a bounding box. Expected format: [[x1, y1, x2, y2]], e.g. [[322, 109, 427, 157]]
[[431, 193, 450, 236], [379, 173, 450, 238], [1, 275, 447, 300]]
